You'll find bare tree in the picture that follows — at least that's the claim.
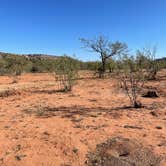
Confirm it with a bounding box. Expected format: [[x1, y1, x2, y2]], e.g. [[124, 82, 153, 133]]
[[80, 35, 127, 77]]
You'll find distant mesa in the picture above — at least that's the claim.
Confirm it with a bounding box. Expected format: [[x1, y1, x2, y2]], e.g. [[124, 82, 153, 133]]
[[156, 57, 166, 62], [0, 52, 60, 60]]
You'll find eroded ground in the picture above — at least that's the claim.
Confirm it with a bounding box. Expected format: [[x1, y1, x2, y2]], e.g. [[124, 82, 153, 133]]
[[0, 71, 165, 166]]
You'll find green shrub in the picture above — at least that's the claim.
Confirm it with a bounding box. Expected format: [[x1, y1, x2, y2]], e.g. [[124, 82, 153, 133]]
[[55, 56, 79, 92]]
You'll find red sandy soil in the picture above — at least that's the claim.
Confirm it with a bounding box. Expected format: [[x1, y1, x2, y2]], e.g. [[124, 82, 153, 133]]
[[0, 70, 165, 166]]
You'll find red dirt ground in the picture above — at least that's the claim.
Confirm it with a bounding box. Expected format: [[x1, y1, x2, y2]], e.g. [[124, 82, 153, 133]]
[[0, 70, 165, 166]]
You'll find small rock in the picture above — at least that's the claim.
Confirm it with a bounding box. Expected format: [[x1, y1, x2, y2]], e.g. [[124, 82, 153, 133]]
[[72, 148, 79, 154], [142, 90, 159, 98], [156, 126, 162, 129], [43, 131, 50, 135], [158, 141, 166, 147], [15, 154, 26, 161], [150, 111, 158, 117], [4, 126, 10, 129], [15, 155, 21, 161]]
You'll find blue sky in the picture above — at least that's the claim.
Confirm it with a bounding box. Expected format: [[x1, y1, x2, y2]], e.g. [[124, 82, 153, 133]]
[[0, 0, 165, 61]]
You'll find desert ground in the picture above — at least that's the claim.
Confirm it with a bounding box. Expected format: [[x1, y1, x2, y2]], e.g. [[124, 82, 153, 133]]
[[0, 70, 165, 166]]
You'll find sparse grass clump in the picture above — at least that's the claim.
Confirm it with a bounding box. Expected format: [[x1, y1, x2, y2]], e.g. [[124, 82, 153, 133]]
[[23, 104, 54, 117]]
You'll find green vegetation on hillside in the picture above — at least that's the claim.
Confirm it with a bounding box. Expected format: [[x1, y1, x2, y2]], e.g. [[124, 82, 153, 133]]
[[0, 50, 165, 77]]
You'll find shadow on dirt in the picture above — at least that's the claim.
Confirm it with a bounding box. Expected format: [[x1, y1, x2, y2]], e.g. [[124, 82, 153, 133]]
[[32, 89, 68, 94], [23, 105, 135, 120]]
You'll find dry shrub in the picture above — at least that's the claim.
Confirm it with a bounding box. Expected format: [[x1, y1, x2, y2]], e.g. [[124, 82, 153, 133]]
[[86, 137, 161, 166], [116, 55, 145, 108], [0, 89, 20, 97]]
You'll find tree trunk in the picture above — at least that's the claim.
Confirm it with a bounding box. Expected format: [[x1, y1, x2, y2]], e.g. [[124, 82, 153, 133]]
[[98, 58, 105, 78], [133, 101, 142, 108], [102, 58, 106, 73]]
